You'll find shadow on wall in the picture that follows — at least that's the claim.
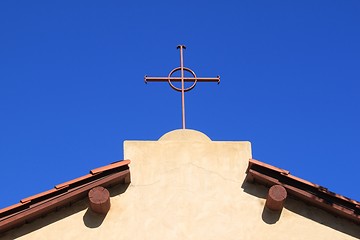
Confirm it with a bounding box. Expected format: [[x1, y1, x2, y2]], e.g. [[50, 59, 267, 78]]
[[241, 181, 282, 224], [261, 207, 282, 224], [242, 181, 360, 239], [83, 208, 107, 228], [0, 201, 88, 240]]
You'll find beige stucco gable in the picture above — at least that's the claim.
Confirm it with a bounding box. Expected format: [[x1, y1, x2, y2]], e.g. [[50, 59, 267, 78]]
[[3, 129, 359, 239]]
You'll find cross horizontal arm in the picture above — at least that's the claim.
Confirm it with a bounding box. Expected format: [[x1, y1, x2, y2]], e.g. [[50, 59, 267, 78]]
[[144, 76, 220, 83]]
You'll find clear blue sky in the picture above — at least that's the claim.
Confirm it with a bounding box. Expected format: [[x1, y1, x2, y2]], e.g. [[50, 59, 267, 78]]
[[0, 1, 359, 209]]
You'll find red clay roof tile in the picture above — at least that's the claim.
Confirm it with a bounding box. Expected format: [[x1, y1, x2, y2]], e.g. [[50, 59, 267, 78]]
[[90, 159, 130, 174], [55, 174, 93, 190]]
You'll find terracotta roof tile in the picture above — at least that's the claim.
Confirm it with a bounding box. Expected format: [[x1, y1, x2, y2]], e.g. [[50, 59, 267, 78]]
[[20, 188, 58, 204], [55, 174, 93, 190], [90, 159, 131, 174]]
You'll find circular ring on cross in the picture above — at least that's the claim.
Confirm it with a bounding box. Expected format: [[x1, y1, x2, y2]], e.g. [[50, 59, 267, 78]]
[[167, 67, 197, 92]]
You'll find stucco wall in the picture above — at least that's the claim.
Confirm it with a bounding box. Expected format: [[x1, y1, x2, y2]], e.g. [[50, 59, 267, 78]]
[[3, 130, 359, 239]]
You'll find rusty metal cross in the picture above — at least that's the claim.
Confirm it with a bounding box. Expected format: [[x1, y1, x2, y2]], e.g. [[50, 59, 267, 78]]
[[144, 45, 220, 129]]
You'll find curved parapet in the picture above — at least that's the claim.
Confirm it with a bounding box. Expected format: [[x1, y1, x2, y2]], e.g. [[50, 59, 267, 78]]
[[158, 129, 211, 142]]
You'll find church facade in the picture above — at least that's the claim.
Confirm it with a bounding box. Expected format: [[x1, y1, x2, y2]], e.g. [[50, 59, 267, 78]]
[[0, 129, 359, 239]]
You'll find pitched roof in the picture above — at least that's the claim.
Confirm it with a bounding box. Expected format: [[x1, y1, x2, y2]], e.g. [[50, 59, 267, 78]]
[[0, 160, 130, 234], [246, 159, 360, 224]]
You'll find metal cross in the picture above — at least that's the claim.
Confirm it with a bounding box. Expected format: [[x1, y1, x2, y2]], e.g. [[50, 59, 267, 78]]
[[144, 45, 220, 129]]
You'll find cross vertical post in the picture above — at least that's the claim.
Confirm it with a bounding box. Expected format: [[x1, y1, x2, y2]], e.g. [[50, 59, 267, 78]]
[[178, 45, 186, 129], [144, 45, 220, 129]]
